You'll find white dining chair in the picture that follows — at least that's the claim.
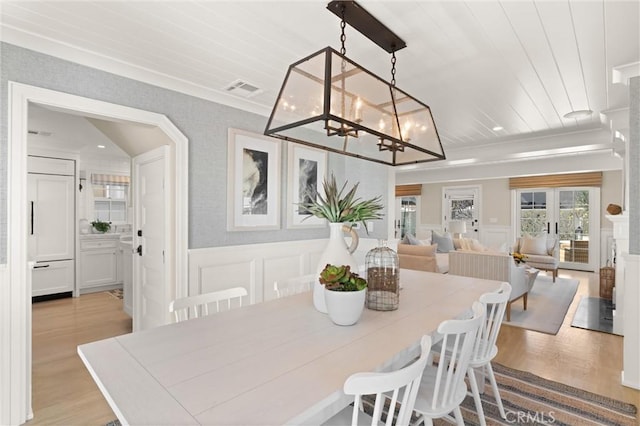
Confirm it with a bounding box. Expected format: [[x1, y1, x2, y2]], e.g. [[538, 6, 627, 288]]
[[465, 282, 512, 426], [273, 273, 315, 298], [169, 286, 248, 322], [411, 301, 485, 426], [323, 335, 433, 426]]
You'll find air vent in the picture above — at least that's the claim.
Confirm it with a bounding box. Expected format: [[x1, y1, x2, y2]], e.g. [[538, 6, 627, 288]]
[[28, 130, 52, 136], [223, 79, 263, 98]]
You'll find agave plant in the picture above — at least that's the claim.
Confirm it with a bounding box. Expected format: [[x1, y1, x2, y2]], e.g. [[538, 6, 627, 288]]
[[299, 173, 384, 233], [319, 264, 367, 292]]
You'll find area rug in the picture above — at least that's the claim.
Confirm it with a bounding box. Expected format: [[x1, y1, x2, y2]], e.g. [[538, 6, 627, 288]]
[[106, 362, 637, 426], [502, 275, 578, 335], [361, 363, 637, 426], [107, 288, 123, 300], [448, 363, 637, 426], [571, 296, 619, 335]]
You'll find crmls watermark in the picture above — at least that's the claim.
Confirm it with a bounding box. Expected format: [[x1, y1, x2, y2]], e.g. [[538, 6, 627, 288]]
[[505, 410, 556, 424]]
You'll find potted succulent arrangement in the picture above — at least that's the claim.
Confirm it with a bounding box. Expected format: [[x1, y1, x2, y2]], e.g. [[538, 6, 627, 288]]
[[300, 173, 384, 313], [319, 264, 367, 326], [91, 220, 111, 234]]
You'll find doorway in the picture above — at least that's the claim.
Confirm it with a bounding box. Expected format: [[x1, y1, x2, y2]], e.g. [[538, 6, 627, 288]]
[[442, 185, 480, 239], [5, 82, 189, 424], [515, 187, 600, 271], [395, 195, 420, 239]]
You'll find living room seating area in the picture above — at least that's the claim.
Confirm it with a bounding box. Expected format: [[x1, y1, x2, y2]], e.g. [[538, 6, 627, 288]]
[[513, 235, 560, 282], [449, 250, 537, 321]]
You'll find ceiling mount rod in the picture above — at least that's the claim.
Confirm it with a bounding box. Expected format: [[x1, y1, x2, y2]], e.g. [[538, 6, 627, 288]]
[[327, 0, 407, 54]]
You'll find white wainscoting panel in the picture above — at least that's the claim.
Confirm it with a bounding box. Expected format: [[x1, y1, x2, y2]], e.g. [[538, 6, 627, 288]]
[[601, 227, 614, 267], [622, 254, 640, 390], [480, 225, 512, 251], [188, 237, 380, 306]]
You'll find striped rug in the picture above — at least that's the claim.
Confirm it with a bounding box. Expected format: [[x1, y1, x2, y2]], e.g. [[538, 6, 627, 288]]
[[106, 363, 637, 425], [361, 363, 637, 426], [438, 363, 637, 426]]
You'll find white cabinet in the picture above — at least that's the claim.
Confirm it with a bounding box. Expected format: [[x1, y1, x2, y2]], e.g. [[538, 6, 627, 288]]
[[32, 260, 75, 297], [28, 156, 75, 297], [80, 237, 120, 292]]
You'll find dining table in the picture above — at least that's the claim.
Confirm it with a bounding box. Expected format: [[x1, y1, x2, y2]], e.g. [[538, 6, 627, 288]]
[[78, 269, 503, 425]]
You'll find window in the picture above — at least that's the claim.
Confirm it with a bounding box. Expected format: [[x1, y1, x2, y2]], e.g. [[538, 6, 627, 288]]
[[516, 187, 599, 271], [91, 174, 130, 223]]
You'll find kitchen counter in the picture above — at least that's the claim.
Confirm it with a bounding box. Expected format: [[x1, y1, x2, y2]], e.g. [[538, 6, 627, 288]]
[[80, 233, 130, 240]]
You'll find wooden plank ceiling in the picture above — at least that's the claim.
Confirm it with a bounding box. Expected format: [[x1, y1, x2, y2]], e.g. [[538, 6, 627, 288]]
[[1, 1, 638, 163]]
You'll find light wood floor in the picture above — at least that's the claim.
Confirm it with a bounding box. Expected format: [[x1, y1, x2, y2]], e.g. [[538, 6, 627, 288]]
[[28, 291, 131, 426], [27, 270, 639, 425]]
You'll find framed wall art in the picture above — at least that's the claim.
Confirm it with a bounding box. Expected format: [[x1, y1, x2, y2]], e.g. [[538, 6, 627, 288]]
[[287, 143, 327, 228], [227, 128, 281, 231]]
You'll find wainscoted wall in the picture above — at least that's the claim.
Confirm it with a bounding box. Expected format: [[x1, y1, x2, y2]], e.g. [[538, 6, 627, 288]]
[[188, 237, 380, 304]]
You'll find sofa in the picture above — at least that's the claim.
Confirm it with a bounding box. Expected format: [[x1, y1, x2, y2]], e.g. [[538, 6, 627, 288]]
[[513, 235, 559, 282], [397, 243, 439, 272], [449, 250, 536, 321]]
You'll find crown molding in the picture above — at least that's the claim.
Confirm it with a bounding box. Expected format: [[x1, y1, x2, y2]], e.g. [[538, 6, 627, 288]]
[[1, 26, 273, 118]]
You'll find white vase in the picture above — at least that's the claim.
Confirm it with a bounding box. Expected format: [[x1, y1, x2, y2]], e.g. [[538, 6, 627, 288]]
[[313, 223, 359, 313], [324, 287, 366, 326]]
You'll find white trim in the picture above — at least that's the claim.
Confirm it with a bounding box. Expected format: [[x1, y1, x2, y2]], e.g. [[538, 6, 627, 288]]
[[2, 82, 189, 425], [621, 253, 640, 390]]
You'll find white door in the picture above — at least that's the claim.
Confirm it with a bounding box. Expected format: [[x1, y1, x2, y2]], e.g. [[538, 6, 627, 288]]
[[516, 187, 600, 272], [394, 196, 420, 239], [443, 186, 480, 239], [27, 173, 75, 262], [132, 146, 170, 332]]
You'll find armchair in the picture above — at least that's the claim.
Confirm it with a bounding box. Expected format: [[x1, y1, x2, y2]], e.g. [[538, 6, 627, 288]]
[[449, 251, 534, 321], [513, 236, 559, 282]]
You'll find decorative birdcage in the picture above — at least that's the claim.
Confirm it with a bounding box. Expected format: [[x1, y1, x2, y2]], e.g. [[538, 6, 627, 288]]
[[365, 240, 399, 311]]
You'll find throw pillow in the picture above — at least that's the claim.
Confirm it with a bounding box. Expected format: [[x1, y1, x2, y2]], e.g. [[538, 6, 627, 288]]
[[432, 230, 455, 253], [470, 239, 488, 252], [520, 236, 547, 256], [397, 243, 437, 257], [406, 233, 422, 245], [454, 237, 473, 251]]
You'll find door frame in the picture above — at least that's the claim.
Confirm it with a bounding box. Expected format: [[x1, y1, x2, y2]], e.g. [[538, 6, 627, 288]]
[[442, 185, 481, 238], [512, 187, 600, 272], [3, 82, 189, 424]]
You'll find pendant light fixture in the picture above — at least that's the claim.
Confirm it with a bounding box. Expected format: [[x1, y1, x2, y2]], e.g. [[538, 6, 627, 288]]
[[264, 0, 445, 166]]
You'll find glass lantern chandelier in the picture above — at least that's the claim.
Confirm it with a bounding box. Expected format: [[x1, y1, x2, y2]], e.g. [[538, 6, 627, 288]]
[[264, 0, 445, 166]]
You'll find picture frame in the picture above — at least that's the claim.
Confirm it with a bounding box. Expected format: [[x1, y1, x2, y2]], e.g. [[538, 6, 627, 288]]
[[227, 128, 281, 231], [287, 143, 328, 228]]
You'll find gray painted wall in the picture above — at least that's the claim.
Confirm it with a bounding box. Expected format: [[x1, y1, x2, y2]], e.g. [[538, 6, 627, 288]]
[[0, 42, 390, 263]]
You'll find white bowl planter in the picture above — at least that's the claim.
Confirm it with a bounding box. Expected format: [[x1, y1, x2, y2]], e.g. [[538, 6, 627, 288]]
[[324, 287, 366, 326]]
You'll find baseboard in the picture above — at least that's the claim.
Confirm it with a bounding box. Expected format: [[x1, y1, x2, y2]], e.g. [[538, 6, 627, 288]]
[[32, 291, 72, 303], [79, 284, 123, 295], [621, 371, 640, 390]]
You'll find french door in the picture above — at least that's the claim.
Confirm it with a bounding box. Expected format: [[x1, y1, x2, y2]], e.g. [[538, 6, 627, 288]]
[[516, 188, 600, 271], [395, 196, 419, 239]]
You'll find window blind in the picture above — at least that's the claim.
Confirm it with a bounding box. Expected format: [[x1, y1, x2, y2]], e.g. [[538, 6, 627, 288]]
[[395, 184, 422, 197], [91, 174, 130, 185], [509, 172, 602, 189]]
